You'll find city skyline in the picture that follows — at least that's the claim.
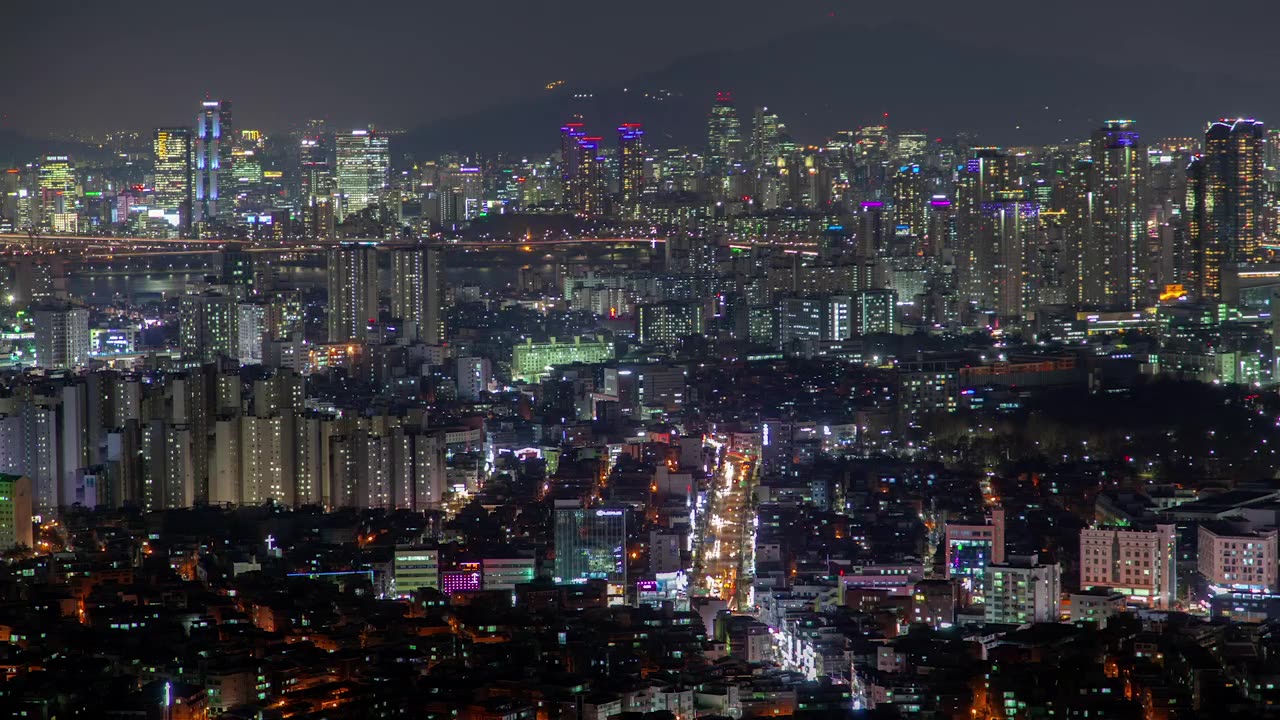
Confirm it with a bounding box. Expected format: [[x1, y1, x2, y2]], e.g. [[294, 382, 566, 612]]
[[7, 5, 1280, 715]]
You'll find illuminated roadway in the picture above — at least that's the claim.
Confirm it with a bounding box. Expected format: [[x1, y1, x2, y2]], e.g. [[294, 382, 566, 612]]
[[693, 442, 757, 611]]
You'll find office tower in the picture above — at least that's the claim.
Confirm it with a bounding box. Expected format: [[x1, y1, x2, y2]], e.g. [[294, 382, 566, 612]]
[[575, 137, 606, 216], [327, 243, 379, 342], [637, 301, 704, 348], [152, 128, 194, 232], [403, 430, 446, 510], [855, 125, 891, 160], [299, 132, 333, 203], [393, 547, 440, 597], [299, 124, 336, 240], [1079, 524, 1177, 608], [750, 107, 783, 165], [894, 131, 929, 165], [706, 92, 743, 194], [776, 297, 825, 349], [195, 99, 234, 225], [1194, 118, 1266, 300], [454, 165, 483, 220], [559, 122, 586, 209], [230, 147, 262, 190], [618, 124, 645, 217], [944, 507, 1006, 605], [853, 289, 897, 335], [334, 128, 390, 220], [553, 505, 627, 590], [0, 475, 33, 551], [390, 245, 444, 344], [33, 305, 90, 369], [456, 357, 491, 401], [1081, 121, 1149, 308], [984, 555, 1062, 624], [892, 164, 927, 247], [35, 155, 75, 231]]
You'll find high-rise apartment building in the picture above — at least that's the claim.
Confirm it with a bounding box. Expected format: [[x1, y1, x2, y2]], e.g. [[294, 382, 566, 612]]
[[559, 122, 586, 210], [956, 148, 1016, 313], [637, 301, 704, 348], [33, 305, 90, 370], [984, 555, 1062, 624], [327, 243, 379, 342], [892, 164, 927, 245], [456, 357, 491, 401], [389, 245, 444, 344], [1084, 121, 1149, 308], [179, 292, 239, 363], [0, 475, 33, 551], [1193, 118, 1266, 300], [618, 124, 646, 217], [575, 137, 606, 217]]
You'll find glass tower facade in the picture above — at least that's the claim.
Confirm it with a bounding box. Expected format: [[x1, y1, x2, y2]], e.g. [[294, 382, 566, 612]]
[[553, 507, 627, 588]]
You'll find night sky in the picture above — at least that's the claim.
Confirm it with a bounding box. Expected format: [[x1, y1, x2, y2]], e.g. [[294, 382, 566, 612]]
[[4, 0, 1276, 138]]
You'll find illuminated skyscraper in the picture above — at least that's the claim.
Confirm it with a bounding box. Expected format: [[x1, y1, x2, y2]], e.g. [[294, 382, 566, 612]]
[[299, 121, 334, 203], [152, 128, 194, 232], [706, 92, 743, 194], [618, 123, 645, 217], [955, 149, 1015, 312], [36, 155, 75, 231], [195, 99, 234, 225], [750, 106, 783, 165], [335, 128, 390, 220], [855, 125, 890, 161], [1185, 155, 1208, 296], [326, 243, 379, 342], [982, 192, 1039, 319], [1195, 118, 1266, 300], [299, 128, 335, 240], [1083, 121, 1149, 308], [559, 122, 586, 209], [894, 131, 929, 165], [390, 245, 445, 345], [892, 164, 927, 248], [576, 137, 606, 217]]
